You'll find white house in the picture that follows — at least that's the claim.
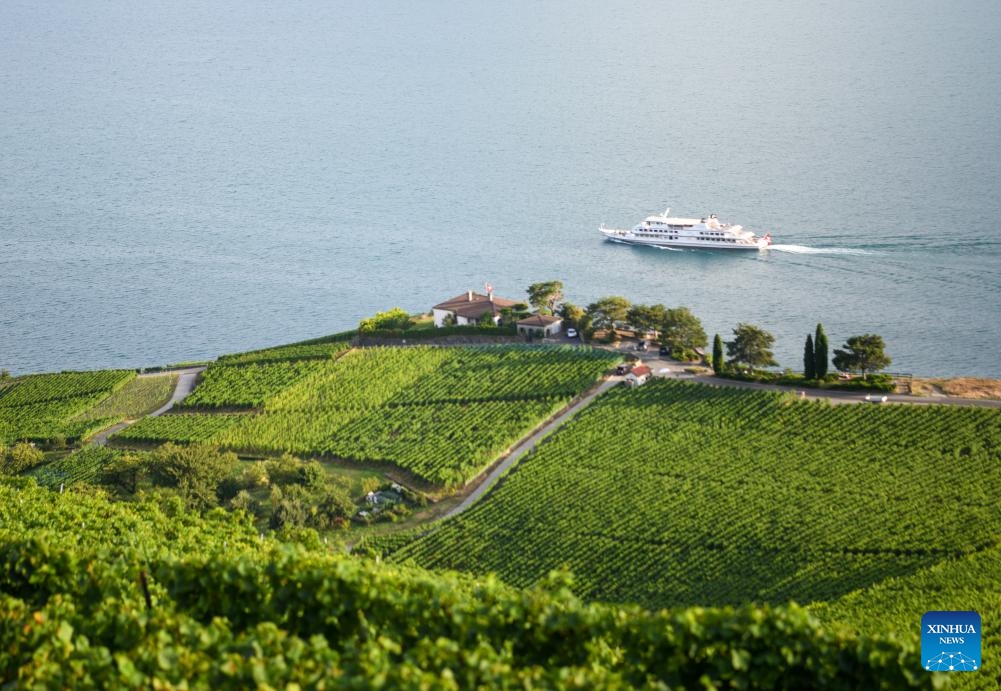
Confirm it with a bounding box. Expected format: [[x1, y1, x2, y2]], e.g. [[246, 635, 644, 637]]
[[432, 290, 519, 327], [624, 364, 652, 387], [517, 313, 563, 338]]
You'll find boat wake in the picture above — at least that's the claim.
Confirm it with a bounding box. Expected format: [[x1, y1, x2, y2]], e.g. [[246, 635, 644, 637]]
[[768, 244, 875, 256]]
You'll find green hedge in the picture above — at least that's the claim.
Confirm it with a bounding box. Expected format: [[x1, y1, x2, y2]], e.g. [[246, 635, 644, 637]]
[[719, 370, 896, 392], [363, 324, 518, 339]]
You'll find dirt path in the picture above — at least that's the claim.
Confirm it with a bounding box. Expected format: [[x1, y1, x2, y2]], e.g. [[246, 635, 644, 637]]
[[90, 367, 206, 446], [441, 377, 621, 520]]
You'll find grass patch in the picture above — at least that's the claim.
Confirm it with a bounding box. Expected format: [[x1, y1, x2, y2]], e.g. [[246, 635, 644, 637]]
[[74, 373, 178, 422], [911, 376, 1001, 400]]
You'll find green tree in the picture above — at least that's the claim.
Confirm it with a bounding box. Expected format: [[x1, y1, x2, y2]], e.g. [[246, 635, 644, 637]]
[[659, 307, 708, 360], [359, 307, 412, 333], [0, 442, 44, 475], [803, 334, 816, 380], [147, 443, 239, 511], [101, 452, 145, 495], [526, 281, 564, 314], [814, 323, 829, 379], [270, 485, 309, 529], [264, 453, 303, 486], [832, 334, 892, 379], [298, 460, 327, 490], [585, 296, 631, 332], [557, 302, 585, 328], [626, 304, 668, 336], [498, 303, 531, 327], [712, 334, 724, 374], [228, 489, 257, 514], [726, 323, 778, 369], [310, 485, 357, 530]]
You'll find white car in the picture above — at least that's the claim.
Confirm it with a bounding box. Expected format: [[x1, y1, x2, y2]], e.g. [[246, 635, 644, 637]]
[[566, 328, 578, 339]]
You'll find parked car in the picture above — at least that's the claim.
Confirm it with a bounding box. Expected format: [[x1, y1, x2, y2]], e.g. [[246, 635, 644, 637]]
[[615, 363, 632, 375], [566, 328, 578, 339], [636, 340, 648, 352], [659, 345, 670, 356]]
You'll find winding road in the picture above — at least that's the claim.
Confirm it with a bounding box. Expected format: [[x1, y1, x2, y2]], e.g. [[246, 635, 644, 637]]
[[90, 367, 205, 446]]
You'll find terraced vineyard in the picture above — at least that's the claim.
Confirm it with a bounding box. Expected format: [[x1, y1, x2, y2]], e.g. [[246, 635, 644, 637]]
[[114, 345, 620, 486], [216, 340, 351, 365], [179, 360, 331, 409], [73, 373, 178, 421], [0, 370, 135, 443], [115, 414, 245, 444], [383, 380, 1001, 610], [28, 447, 121, 488], [814, 544, 1001, 691], [0, 478, 928, 689]]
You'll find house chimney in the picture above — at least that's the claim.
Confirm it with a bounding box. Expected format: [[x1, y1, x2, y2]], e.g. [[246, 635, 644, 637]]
[[467, 289, 473, 302], [489, 292, 494, 303]]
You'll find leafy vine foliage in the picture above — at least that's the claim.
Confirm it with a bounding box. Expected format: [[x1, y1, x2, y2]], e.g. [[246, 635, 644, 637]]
[[0, 479, 931, 689]]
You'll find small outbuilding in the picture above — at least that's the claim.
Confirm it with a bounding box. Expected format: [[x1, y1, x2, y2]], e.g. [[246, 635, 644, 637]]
[[624, 364, 652, 387], [517, 313, 563, 338]]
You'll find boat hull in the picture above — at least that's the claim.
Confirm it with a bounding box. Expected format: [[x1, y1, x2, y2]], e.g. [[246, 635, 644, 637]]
[[599, 227, 769, 250]]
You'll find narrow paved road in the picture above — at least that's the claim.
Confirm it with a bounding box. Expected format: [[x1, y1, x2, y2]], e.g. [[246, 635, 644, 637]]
[[443, 377, 621, 520], [149, 367, 204, 416], [608, 347, 1001, 409], [90, 367, 206, 446]]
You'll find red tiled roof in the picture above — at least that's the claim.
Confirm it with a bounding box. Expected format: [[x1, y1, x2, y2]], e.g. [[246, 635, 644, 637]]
[[517, 314, 562, 327], [629, 365, 652, 377], [433, 292, 519, 320]]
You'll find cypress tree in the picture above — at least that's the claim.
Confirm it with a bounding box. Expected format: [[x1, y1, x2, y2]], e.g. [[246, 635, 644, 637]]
[[712, 333, 724, 374], [814, 323, 829, 379], [803, 334, 816, 380]]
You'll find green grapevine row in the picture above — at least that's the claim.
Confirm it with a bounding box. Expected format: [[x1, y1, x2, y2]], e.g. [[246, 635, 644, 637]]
[[389, 380, 1001, 609], [0, 370, 134, 407], [391, 345, 619, 403], [124, 346, 615, 487], [0, 370, 136, 443], [0, 479, 930, 689], [72, 373, 178, 422], [179, 360, 330, 409], [28, 447, 120, 488], [216, 341, 351, 365], [815, 544, 1001, 691], [114, 414, 245, 444]]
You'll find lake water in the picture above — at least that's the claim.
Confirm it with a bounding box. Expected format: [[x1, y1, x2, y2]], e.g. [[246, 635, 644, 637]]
[[2, 0, 1000, 377]]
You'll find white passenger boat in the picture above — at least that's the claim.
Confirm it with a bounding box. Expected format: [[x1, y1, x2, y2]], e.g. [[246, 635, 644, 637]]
[[599, 208, 771, 250]]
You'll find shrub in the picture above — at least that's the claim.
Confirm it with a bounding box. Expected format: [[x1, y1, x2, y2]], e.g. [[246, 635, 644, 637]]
[[1, 442, 45, 475]]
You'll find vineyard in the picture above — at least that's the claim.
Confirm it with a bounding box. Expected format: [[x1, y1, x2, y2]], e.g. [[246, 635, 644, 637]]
[[383, 380, 1001, 611], [814, 543, 1001, 691], [28, 447, 120, 488], [114, 345, 620, 487], [0, 370, 135, 444], [72, 373, 178, 421], [0, 478, 931, 688], [114, 414, 245, 444], [179, 360, 331, 409], [216, 340, 351, 365]]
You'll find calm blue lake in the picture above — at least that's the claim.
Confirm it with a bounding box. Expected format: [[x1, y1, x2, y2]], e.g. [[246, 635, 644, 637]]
[[2, 0, 999, 376]]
